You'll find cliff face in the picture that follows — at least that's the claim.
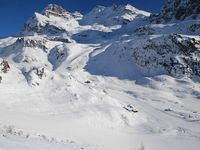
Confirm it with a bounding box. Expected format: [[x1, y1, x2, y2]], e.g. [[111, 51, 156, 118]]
[[151, 0, 200, 23]]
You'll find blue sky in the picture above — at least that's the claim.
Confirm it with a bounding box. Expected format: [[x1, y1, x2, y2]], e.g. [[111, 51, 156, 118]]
[[0, 0, 164, 37]]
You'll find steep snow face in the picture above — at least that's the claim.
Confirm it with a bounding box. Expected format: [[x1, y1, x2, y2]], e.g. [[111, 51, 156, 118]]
[[21, 4, 81, 36], [81, 4, 150, 26], [151, 0, 200, 23]]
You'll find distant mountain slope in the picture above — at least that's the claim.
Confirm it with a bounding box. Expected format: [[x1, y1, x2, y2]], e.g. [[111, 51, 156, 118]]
[[81, 4, 150, 26]]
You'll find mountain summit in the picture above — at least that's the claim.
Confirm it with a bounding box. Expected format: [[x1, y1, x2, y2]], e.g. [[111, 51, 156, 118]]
[[21, 4, 82, 35], [81, 4, 150, 26], [43, 4, 69, 17]]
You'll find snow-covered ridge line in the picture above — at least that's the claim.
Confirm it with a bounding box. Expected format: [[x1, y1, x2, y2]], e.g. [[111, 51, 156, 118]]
[[81, 3, 150, 26]]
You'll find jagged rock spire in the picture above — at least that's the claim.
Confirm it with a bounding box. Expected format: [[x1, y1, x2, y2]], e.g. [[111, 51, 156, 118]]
[[45, 4, 65, 12], [43, 4, 68, 17]]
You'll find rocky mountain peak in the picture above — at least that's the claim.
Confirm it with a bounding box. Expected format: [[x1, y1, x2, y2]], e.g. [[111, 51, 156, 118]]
[[21, 4, 81, 36], [43, 4, 68, 17], [42, 3, 83, 20]]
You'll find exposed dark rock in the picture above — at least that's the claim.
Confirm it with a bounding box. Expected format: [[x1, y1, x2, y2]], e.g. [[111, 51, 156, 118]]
[[164, 108, 172, 111], [132, 34, 200, 77], [84, 80, 91, 84], [48, 37, 71, 43], [35, 67, 45, 79], [17, 38, 48, 51], [48, 45, 69, 70], [123, 104, 138, 113], [26, 67, 46, 86], [189, 24, 200, 32], [0, 60, 10, 73], [150, 0, 200, 23], [134, 26, 155, 35], [43, 4, 67, 17], [72, 11, 83, 20]]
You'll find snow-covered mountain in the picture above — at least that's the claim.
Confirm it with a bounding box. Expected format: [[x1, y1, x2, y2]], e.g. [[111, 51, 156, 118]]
[[0, 1, 200, 150], [21, 4, 81, 36], [81, 4, 150, 26]]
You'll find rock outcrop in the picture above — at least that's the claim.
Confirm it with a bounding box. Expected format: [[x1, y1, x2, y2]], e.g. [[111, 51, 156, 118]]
[[26, 67, 46, 86], [131, 34, 200, 77], [0, 60, 10, 74], [150, 0, 200, 23]]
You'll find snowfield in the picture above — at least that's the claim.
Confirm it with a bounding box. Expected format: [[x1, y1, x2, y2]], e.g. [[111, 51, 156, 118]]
[[0, 2, 200, 150]]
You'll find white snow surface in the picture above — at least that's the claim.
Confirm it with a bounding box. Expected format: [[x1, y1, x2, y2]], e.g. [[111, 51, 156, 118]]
[[0, 3, 200, 150]]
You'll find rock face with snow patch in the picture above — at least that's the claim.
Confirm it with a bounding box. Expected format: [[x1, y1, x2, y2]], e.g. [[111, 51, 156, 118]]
[[0, 59, 10, 83], [131, 34, 200, 77], [0, 59, 10, 74], [43, 4, 71, 18], [26, 67, 46, 86], [150, 0, 200, 23], [21, 4, 81, 35], [17, 37, 48, 51], [189, 23, 200, 32], [48, 44, 69, 70]]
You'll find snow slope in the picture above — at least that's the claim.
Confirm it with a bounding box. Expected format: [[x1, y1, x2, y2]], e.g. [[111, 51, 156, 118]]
[[0, 1, 200, 150]]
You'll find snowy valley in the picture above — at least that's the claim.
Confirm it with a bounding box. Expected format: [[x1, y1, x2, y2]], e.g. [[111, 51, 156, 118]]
[[0, 0, 200, 150]]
